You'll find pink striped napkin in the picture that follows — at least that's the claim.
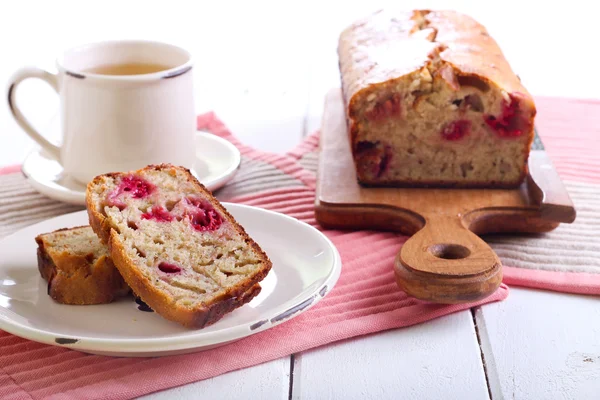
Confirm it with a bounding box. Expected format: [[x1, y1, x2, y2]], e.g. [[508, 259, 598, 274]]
[[489, 97, 600, 295], [0, 112, 508, 400], [2, 95, 598, 399], [208, 98, 600, 296]]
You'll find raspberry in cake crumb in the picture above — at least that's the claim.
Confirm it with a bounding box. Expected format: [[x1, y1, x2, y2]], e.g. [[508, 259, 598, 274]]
[[106, 198, 126, 211], [355, 141, 393, 179], [158, 262, 182, 273], [365, 94, 402, 121], [485, 92, 529, 137], [378, 146, 392, 178], [142, 206, 173, 222], [118, 175, 155, 198], [106, 175, 155, 209], [355, 140, 377, 154], [184, 197, 223, 232], [441, 120, 471, 141]]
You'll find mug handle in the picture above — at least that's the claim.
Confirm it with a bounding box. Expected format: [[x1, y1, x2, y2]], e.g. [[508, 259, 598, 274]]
[[7, 67, 61, 161]]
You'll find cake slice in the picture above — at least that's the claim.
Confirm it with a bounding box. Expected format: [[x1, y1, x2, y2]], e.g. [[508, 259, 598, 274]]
[[35, 226, 130, 305], [338, 9, 536, 187], [86, 164, 272, 328]]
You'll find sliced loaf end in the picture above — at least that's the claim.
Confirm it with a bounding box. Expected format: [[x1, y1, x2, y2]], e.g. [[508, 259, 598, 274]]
[[35, 226, 130, 305]]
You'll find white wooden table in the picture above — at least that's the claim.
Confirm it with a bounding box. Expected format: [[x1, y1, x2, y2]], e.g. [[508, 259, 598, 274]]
[[1, 1, 599, 398]]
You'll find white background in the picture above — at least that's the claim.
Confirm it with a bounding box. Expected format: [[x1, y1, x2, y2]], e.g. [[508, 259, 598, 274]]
[[1, 0, 599, 161]]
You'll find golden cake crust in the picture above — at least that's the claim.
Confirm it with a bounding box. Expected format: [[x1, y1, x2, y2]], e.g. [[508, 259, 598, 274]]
[[339, 10, 534, 118]]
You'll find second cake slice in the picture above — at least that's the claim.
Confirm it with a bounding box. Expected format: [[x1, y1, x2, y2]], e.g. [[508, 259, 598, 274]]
[[86, 164, 272, 328]]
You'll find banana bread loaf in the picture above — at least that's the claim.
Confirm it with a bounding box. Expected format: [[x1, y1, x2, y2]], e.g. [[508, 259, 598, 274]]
[[338, 9, 536, 187], [35, 226, 130, 305], [86, 164, 272, 328]]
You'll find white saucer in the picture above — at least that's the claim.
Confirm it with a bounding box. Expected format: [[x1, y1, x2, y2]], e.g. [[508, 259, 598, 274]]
[[21, 131, 241, 205], [0, 204, 341, 357]]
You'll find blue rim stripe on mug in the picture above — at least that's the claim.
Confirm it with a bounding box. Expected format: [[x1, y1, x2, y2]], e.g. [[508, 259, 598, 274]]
[[65, 71, 86, 79], [63, 67, 192, 80], [162, 65, 192, 79], [7, 84, 16, 114]]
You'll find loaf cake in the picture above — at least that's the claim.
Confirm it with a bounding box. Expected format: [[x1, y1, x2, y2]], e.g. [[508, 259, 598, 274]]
[[338, 10, 536, 187], [86, 164, 272, 328], [35, 226, 130, 305]]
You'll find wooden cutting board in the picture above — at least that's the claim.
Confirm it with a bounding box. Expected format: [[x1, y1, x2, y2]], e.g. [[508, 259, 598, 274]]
[[315, 89, 576, 304]]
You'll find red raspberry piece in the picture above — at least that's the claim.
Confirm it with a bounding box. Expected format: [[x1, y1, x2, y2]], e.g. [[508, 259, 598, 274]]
[[158, 262, 181, 273], [184, 197, 223, 232], [141, 206, 173, 222], [355, 141, 392, 179], [485, 92, 528, 137], [441, 120, 471, 141], [106, 175, 155, 209], [118, 175, 155, 199]]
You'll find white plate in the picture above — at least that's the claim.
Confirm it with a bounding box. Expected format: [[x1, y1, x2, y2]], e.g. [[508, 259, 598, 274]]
[[21, 131, 241, 205], [0, 205, 341, 357]]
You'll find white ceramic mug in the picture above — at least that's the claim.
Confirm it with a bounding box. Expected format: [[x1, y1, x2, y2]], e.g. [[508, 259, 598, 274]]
[[7, 40, 197, 184]]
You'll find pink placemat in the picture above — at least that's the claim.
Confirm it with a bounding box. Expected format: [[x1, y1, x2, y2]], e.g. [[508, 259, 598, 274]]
[[0, 95, 598, 399], [280, 97, 600, 296], [487, 97, 600, 295], [0, 113, 508, 400]]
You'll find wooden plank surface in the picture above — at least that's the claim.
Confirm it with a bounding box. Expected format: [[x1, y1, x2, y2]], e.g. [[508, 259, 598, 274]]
[[139, 358, 291, 400], [476, 288, 600, 399], [292, 311, 490, 400]]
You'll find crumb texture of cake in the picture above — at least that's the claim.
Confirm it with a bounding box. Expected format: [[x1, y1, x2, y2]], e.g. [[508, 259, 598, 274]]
[[35, 226, 130, 305], [86, 164, 272, 328], [338, 9, 536, 187]]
